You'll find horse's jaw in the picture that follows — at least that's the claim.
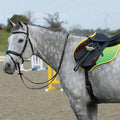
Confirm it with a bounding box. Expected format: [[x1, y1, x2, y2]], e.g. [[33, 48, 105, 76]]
[[3, 56, 16, 74]]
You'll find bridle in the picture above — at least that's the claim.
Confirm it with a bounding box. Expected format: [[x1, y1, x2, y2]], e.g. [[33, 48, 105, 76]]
[[6, 24, 34, 65], [6, 24, 69, 90]]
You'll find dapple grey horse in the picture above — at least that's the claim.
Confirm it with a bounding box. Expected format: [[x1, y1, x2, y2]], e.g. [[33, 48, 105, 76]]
[[3, 20, 120, 120]]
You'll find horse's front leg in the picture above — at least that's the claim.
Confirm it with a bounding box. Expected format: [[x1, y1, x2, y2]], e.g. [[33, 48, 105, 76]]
[[60, 79, 88, 119], [70, 96, 88, 120], [60, 72, 97, 120], [69, 91, 98, 120]]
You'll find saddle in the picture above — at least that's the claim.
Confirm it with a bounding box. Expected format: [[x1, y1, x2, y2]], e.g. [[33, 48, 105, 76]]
[[74, 32, 120, 71]]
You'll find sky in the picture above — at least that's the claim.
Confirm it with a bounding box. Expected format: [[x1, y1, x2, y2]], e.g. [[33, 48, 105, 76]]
[[1, 0, 120, 30]]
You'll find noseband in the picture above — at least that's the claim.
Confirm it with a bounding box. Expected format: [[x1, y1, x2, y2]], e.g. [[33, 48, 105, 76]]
[[6, 24, 34, 66]]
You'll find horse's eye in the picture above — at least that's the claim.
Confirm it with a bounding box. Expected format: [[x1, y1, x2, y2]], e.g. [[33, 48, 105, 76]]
[[18, 39, 24, 43]]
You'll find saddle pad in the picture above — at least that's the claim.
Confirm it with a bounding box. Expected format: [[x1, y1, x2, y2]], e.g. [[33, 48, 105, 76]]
[[94, 44, 120, 70], [73, 33, 120, 72]]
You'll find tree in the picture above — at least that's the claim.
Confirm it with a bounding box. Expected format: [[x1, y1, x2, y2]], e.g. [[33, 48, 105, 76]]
[[0, 24, 6, 30], [6, 14, 32, 32], [112, 29, 120, 35], [43, 12, 66, 31], [24, 11, 36, 23], [69, 25, 94, 36]]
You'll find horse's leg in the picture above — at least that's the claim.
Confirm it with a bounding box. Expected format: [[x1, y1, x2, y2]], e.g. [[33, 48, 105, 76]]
[[87, 103, 98, 120], [60, 74, 90, 119], [69, 98, 98, 120], [60, 62, 95, 120], [70, 97, 88, 120]]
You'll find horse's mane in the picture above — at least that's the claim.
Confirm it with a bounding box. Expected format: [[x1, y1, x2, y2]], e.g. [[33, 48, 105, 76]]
[[28, 23, 68, 34], [12, 22, 84, 37]]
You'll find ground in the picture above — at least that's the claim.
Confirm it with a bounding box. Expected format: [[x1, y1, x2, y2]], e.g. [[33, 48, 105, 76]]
[[0, 58, 120, 120]]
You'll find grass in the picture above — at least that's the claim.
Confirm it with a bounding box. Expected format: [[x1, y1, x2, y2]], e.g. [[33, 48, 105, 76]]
[[0, 29, 10, 52]]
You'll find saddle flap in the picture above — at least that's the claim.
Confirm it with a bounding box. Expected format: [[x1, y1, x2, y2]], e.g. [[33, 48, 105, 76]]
[[75, 40, 88, 52]]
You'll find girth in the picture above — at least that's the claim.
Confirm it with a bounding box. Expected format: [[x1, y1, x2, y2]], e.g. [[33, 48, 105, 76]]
[[85, 70, 100, 103]]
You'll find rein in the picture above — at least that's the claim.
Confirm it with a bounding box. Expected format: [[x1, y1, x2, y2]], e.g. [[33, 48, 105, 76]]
[[6, 24, 69, 90]]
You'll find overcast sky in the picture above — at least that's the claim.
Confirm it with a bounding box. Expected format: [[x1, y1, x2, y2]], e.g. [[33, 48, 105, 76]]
[[1, 0, 120, 30]]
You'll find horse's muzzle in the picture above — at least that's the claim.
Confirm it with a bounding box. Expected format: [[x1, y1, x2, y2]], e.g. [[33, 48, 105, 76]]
[[3, 61, 16, 74]]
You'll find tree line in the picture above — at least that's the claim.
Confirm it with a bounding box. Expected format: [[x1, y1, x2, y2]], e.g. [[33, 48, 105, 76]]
[[0, 12, 117, 36]]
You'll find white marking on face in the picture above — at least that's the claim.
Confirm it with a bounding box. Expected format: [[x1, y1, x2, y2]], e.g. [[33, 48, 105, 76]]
[[8, 35, 16, 50], [8, 35, 14, 43]]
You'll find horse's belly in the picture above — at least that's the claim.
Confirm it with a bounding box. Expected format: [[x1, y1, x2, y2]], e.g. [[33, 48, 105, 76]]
[[92, 85, 120, 103], [90, 62, 120, 103]]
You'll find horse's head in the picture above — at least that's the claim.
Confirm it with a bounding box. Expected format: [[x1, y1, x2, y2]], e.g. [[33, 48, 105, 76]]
[[3, 20, 34, 74]]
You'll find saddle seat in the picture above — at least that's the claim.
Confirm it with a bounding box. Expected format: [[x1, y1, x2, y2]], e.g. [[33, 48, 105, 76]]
[[90, 32, 120, 46], [73, 32, 120, 72]]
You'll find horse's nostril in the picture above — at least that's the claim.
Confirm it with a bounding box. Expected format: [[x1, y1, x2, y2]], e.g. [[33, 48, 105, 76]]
[[3, 62, 15, 74], [6, 63, 11, 68], [4, 63, 11, 72]]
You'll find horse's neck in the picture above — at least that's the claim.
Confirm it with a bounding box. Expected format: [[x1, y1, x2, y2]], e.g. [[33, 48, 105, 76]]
[[29, 25, 67, 71]]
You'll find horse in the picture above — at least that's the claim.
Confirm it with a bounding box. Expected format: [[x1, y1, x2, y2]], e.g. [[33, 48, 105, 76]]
[[3, 20, 120, 120]]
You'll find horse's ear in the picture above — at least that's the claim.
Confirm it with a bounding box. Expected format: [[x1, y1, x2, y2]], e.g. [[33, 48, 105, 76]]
[[18, 20, 23, 28], [18, 21, 26, 30], [8, 19, 15, 28]]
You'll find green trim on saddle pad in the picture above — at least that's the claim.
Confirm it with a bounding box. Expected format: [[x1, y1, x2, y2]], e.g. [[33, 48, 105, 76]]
[[90, 44, 120, 71]]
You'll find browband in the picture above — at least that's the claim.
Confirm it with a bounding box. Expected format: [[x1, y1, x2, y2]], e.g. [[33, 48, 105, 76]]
[[12, 31, 27, 35]]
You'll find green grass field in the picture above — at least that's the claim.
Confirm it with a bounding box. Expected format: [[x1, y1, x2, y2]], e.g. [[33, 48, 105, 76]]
[[0, 30, 10, 52]]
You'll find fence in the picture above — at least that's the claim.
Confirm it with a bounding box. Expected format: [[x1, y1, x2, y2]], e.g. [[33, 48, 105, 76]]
[[0, 55, 62, 91]]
